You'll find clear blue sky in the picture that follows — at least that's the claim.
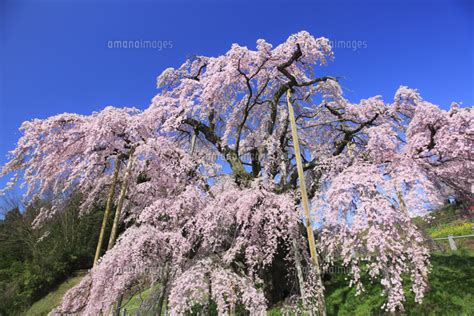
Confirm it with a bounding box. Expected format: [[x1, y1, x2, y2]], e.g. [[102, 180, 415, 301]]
[[0, 0, 473, 193]]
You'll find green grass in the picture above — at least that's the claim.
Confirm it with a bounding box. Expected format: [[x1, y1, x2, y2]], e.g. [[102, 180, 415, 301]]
[[25, 271, 86, 316], [121, 286, 153, 312], [26, 278, 159, 316], [119, 284, 173, 315], [324, 250, 474, 315], [321, 206, 474, 315]]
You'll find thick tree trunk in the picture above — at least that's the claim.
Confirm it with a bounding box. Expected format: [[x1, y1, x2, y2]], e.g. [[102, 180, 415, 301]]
[[287, 89, 326, 316], [93, 158, 121, 266], [107, 147, 136, 251]]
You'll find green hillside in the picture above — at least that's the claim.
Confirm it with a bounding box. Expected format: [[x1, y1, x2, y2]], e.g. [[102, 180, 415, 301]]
[[25, 272, 86, 316]]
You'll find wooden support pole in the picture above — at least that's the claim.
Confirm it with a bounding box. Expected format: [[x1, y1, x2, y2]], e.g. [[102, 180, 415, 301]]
[[107, 146, 136, 251], [190, 130, 197, 155], [93, 158, 121, 266], [287, 89, 326, 315]]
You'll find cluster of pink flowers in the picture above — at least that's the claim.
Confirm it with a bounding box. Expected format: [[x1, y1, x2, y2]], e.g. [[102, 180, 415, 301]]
[[168, 258, 267, 315]]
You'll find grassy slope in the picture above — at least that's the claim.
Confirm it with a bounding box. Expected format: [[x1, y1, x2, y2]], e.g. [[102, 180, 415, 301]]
[[414, 204, 474, 239], [324, 250, 474, 316], [25, 279, 158, 316], [322, 206, 474, 315], [25, 272, 85, 316], [121, 286, 153, 312]]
